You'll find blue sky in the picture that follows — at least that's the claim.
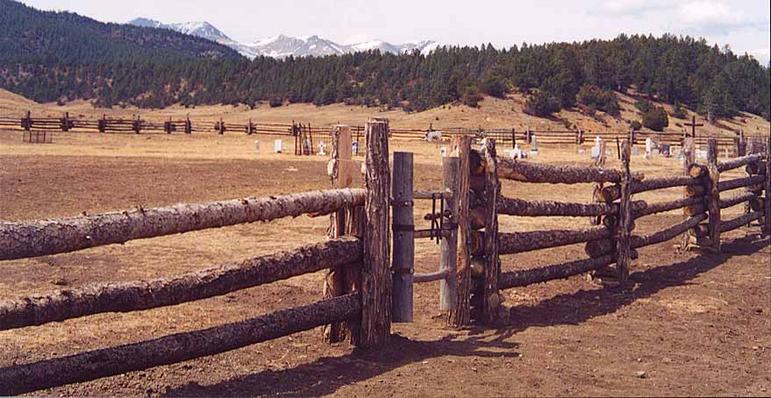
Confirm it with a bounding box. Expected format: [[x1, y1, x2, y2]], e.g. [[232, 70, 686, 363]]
[[20, 0, 771, 63]]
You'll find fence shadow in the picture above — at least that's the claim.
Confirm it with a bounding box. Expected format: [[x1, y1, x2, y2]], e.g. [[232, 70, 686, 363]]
[[164, 234, 768, 397]]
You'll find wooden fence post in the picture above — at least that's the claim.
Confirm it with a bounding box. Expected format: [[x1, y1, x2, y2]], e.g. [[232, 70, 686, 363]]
[[681, 137, 696, 250], [706, 138, 721, 251], [21, 110, 31, 131], [323, 125, 354, 343], [765, 136, 771, 235], [185, 117, 192, 134], [391, 151, 414, 323], [616, 139, 632, 285], [358, 118, 391, 348], [440, 156, 459, 311], [481, 139, 500, 323], [448, 136, 472, 327]]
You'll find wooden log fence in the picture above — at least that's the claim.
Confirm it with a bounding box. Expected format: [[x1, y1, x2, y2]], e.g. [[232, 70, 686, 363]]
[[0, 188, 365, 261]]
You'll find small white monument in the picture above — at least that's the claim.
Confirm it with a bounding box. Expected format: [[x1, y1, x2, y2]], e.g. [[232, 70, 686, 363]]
[[352, 141, 359, 156], [591, 137, 603, 160], [318, 141, 326, 156], [644, 137, 656, 159], [254, 140, 260, 153], [529, 134, 539, 157], [439, 146, 448, 157], [274, 139, 283, 153]]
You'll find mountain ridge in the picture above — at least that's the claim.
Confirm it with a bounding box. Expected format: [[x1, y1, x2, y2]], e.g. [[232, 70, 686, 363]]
[[127, 17, 438, 58]]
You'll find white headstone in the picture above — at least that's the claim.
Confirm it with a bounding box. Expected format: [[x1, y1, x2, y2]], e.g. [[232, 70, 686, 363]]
[[440, 146, 448, 157], [318, 141, 326, 156], [352, 141, 359, 156], [274, 139, 283, 153], [591, 146, 601, 159], [530, 134, 539, 152], [254, 140, 260, 153]]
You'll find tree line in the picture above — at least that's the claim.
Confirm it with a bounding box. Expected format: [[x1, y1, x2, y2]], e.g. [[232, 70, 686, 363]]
[[1, 0, 769, 121]]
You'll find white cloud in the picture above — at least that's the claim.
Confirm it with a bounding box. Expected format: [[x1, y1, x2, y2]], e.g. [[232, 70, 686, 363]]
[[677, 1, 746, 27], [599, 0, 671, 15]]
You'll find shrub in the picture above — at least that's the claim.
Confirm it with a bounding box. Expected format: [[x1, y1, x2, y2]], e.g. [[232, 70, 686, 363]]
[[642, 106, 669, 131], [576, 84, 620, 116], [480, 75, 508, 98], [630, 120, 642, 131], [634, 99, 652, 114], [269, 97, 283, 107], [461, 84, 483, 107], [671, 101, 687, 119], [524, 91, 561, 116]]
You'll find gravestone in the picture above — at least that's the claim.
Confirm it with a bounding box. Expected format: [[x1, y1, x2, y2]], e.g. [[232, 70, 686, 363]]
[[440, 146, 448, 157], [591, 137, 603, 160], [529, 134, 539, 157], [254, 140, 260, 153], [318, 141, 326, 156], [274, 139, 283, 153]]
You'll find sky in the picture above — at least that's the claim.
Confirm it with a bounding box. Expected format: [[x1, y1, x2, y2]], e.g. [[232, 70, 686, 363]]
[[19, 0, 771, 64]]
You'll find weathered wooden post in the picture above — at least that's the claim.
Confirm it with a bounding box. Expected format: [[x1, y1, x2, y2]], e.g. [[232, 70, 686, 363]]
[[164, 117, 172, 134], [132, 116, 141, 134], [323, 125, 354, 342], [217, 118, 225, 135], [481, 139, 500, 323], [391, 151, 414, 323], [681, 137, 696, 250], [511, 128, 516, 149], [765, 136, 771, 235], [98, 114, 106, 134], [440, 157, 459, 311], [616, 139, 633, 285], [706, 138, 721, 252], [184, 117, 192, 134], [61, 112, 70, 132], [448, 136, 472, 327], [21, 111, 31, 131], [247, 119, 255, 135], [358, 118, 391, 348]]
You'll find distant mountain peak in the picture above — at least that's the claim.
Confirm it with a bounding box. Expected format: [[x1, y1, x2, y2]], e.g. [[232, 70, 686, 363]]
[[128, 18, 438, 59]]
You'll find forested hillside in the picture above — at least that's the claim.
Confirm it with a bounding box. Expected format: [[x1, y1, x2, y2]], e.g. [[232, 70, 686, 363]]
[[1, 0, 768, 121]]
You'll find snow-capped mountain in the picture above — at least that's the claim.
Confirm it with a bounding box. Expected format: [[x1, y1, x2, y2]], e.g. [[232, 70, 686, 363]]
[[128, 18, 438, 59], [128, 18, 259, 58]]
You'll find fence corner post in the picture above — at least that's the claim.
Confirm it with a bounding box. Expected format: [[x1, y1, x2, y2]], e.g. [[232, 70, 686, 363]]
[[706, 138, 721, 252], [323, 125, 352, 343], [448, 136, 472, 328], [764, 135, 771, 236], [680, 137, 696, 250], [616, 139, 633, 285], [357, 118, 391, 348], [391, 151, 414, 323], [440, 156, 459, 311], [481, 139, 500, 323]]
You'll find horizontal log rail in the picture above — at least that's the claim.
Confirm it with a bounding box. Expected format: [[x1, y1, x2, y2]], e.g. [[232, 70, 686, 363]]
[[630, 213, 708, 249], [497, 196, 616, 217], [717, 154, 764, 172], [499, 226, 612, 255], [413, 190, 452, 200], [720, 211, 763, 233], [0, 238, 361, 331], [413, 269, 450, 283], [719, 192, 757, 209], [0, 188, 365, 261], [717, 175, 765, 192], [0, 293, 361, 396], [633, 196, 703, 218], [496, 158, 643, 184], [499, 255, 614, 289], [631, 175, 701, 193]]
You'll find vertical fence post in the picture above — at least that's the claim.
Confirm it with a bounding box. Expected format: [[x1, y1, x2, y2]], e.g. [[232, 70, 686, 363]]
[[391, 152, 414, 323], [481, 139, 500, 323], [706, 138, 721, 252], [440, 157, 459, 311], [357, 118, 391, 348], [448, 136, 472, 327], [681, 137, 696, 250], [323, 125, 353, 343], [765, 136, 771, 236], [616, 139, 633, 285]]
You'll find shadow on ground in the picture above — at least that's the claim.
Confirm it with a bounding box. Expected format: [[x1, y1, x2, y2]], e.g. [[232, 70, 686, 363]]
[[165, 234, 769, 397]]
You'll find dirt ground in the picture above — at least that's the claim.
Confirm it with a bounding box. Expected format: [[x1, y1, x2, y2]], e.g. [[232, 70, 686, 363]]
[[0, 128, 769, 397]]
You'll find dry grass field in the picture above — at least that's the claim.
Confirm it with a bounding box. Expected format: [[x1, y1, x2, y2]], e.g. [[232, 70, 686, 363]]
[[0, 92, 770, 396]]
